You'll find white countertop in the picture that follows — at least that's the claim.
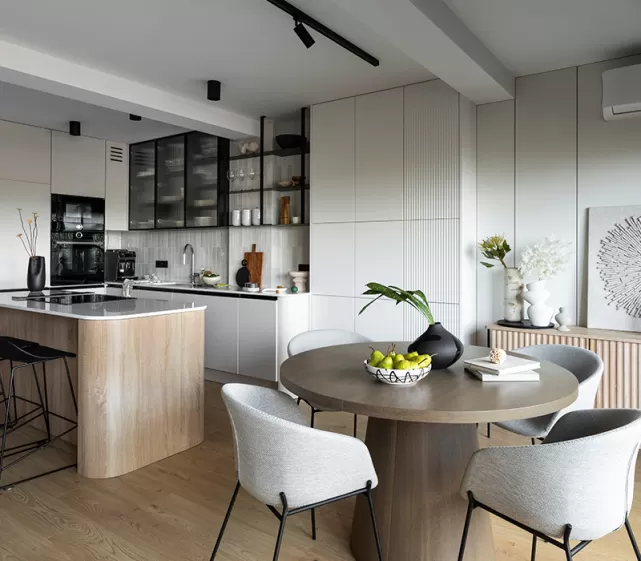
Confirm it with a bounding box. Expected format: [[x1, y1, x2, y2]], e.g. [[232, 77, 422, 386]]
[[108, 281, 305, 298], [0, 291, 206, 321]]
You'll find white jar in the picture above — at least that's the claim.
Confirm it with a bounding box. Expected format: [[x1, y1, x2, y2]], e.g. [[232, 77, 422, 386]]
[[231, 209, 241, 227], [251, 207, 261, 226], [241, 208, 251, 226]]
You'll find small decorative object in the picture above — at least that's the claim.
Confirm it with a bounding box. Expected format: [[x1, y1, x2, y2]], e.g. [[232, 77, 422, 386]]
[[291, 175, 302, 186], [478, 234, 523, 321], [17, 209, 45, 292], [519, 237, 570, 327], [555, 307, 571, 332], [279, 196, 291, 225], [202, 271, 222, 286], [247, 141, 259, 154], [241, 208, 251, 226], [278, 180, 293, 188], [489, 348, 507, 364], [364, 344, 432, 386], [289, 271, 309, 293], [290, 285, 299, 294], [588, 205, 641, 332], [275, 134, 307, 150], [358, 282, 463, 369], [291, 216, 300, 225], [251, 207, 261, 226], [231, 209, 241, 227]]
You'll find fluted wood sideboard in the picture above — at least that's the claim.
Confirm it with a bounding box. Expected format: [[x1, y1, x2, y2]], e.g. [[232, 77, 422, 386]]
[[488, 324, 641, 409]]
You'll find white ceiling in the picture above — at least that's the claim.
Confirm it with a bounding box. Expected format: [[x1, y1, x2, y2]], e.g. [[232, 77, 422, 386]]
[[442, 0, 641, 76], [0, 80, 187, 142], [0, 0, 432, 119]]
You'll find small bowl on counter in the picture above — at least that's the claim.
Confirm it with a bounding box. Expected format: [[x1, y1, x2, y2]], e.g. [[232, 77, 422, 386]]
[[201, 275, 222, 286]]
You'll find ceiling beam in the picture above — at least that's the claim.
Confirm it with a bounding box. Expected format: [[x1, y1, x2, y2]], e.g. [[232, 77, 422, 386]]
[[0, 39, 259, 139], [330, 0, 515, 103]]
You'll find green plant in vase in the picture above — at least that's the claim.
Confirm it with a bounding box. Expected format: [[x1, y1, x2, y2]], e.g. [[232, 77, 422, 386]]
[[358, 282, 463, 370], [478, 234, 511, 269]]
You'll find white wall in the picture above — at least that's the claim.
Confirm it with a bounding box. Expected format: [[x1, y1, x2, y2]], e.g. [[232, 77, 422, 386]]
[[311, 80, 477, 343], [476, 55, 641, 337]]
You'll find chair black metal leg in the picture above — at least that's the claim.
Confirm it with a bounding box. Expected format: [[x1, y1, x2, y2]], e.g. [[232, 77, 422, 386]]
[[31, 365, 50, 441], [353, 414, 358, 437], [10, 361, 17, 426], [563, 525, 573, 561], [625, 517, 641, 561], [310, 408, 315, 429], [273, 492, 289, 561], [365, 480, 384, 561], [296, 397, 301, 405], [0, 367, 16, 478], [62, 358, 78, 415], [531, 438, 536, 445], [458, 493, 475, 561], [486, 423, 491, 438], [311, 507, 316, 540], [210, 481, 241, 561], [530, 535, 537, 561], [0, 374, 8, 427]]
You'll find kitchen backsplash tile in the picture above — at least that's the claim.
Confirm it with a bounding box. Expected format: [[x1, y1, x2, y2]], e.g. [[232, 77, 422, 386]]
[[108, 225, 309, 287]]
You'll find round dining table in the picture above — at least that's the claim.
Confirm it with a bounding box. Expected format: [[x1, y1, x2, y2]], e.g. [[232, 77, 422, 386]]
[[280, 342, 578, 561]]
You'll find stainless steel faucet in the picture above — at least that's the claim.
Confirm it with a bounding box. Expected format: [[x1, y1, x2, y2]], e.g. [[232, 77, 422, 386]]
[[183, 243, 198, 285]]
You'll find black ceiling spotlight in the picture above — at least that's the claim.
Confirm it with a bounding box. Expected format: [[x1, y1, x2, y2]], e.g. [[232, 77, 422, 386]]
[[69, 121, 81, 137], [265, 0, 379, 67], [207, 80, 221, 102], [129, 114, 142, 121], [293, 18, 315, 49]]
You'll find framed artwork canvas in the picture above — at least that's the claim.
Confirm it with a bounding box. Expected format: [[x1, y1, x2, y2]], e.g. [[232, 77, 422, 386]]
[[588, 205, 641, 332]]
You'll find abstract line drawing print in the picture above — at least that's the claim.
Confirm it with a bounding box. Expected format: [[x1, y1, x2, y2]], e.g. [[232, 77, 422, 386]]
[[597, 215, 641, 319]]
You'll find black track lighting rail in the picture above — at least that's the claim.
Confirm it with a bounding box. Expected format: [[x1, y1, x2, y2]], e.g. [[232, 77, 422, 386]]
[[265, 0, 379, 67]]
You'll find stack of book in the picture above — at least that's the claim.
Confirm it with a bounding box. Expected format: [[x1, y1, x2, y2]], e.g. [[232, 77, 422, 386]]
[[463, 355, 541, 382]]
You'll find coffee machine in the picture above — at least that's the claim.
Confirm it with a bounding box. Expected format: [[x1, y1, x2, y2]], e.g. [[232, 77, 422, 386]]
[[105, 250, 136, 282]]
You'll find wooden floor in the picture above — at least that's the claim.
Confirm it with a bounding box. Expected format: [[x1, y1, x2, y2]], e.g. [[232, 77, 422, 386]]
[[0, 381, 640, 560]]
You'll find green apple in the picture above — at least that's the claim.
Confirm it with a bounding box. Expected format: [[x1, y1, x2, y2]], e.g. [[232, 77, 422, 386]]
[[368, 350, 385, 367]]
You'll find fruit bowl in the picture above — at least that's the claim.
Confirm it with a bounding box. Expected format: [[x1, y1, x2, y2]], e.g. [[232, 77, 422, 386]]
[[364, 360, 432, 386], [202, 275, 221, 286]]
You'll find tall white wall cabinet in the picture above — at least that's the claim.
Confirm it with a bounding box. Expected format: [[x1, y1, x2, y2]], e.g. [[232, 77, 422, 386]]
[[311, 80, 477, 343], [105, 142, 129, 231], [476, 54, 641, 338], [51, 131, 106, 197]]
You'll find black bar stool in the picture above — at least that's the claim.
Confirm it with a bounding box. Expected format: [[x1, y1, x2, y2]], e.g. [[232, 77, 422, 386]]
[[0, 336, 78, 490]]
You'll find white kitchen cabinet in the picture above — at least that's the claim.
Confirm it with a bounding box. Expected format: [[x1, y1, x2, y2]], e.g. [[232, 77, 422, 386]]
[[354, 220, 403, 296], [105, 286, 122, 297], [51, 131, 106, 197], [310, 222, 355, 297], [311, 98, 355, 224], [203, 296, 239, 373], [105, 142, 129, 231], [355, 88, 404, 221], [311, 295, 355, 332], [238, 298, 277, 381], [0, 121, 51, 185]]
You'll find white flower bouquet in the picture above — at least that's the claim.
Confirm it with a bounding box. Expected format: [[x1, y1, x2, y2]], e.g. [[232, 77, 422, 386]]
[[519, 238, 571, 281]]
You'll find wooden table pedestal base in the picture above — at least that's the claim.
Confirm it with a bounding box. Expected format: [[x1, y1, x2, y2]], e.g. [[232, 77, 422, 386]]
[[351, 418, 495, 561]]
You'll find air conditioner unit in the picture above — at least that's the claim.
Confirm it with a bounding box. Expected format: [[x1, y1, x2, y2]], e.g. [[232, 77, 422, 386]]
[[603, 63, 641, 121]]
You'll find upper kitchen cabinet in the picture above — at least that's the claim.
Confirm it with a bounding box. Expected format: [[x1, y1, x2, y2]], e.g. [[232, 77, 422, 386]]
[[156, 135, 185, 228], [0, 120, 51, 185], [355, 88, 403, 221], [51, 131, 106, 197], [311, 98, 355, 223], [105, 142, 129, 231], [129, 141, 155, 230]]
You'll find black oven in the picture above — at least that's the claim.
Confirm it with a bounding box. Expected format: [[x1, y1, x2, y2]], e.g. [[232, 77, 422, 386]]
[[51, 195, 105, 285]]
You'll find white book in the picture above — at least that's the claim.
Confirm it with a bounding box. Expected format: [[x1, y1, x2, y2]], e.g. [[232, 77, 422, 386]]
[[463, 355, 541, 375], [466, 367, 540, 382]]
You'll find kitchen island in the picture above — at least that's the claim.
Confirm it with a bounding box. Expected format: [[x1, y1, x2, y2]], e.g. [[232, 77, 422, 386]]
[[0, 290, 206, 479]]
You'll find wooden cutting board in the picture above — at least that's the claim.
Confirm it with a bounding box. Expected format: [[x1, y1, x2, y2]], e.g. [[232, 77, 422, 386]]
[[244, 244, 264, 287]]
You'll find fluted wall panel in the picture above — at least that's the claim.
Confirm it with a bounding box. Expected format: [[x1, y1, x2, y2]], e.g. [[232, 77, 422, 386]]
[[403, 80, 460, 221]]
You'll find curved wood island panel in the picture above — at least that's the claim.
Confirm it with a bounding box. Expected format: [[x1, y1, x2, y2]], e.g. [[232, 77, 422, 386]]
[[0, 293, 205, 479]]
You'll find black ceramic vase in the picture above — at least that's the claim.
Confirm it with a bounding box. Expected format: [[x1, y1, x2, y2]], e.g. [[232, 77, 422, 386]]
[[27, 256, 46, 292], [407, 322, 464, 370]]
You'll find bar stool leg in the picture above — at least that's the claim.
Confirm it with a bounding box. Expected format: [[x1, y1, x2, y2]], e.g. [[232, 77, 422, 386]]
[[62, 357, 78, 415], [0, 367, 16, 479], [41, 362, 52, 439], [32, 365, 50, 441], [10, 361, 17, 427]]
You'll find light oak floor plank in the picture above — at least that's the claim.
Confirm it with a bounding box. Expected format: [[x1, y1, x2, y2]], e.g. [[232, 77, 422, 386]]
[[0, 381, 639, 560]]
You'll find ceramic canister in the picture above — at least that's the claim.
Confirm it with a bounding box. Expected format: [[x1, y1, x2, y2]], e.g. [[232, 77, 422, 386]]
[[241, 208, 251, 226], [231, 209, 241, 227], [251, 207, 261, 226]]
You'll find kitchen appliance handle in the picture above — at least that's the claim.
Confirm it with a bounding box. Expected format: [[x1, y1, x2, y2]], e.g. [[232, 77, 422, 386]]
[[54, 241, 105, 246]]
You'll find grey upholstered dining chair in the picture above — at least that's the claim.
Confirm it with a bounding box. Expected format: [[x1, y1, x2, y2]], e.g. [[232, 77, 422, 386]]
[[287, 329, 372, 437], [459, 409, 641, 561], [493, 344, 604, 443], [210, 383, 384, 561]]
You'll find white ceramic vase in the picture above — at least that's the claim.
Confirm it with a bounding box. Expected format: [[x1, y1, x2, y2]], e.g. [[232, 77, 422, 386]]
[[555, 307, 571, 332], [523, 280, 553, 327], [504, 267, 524, 322]]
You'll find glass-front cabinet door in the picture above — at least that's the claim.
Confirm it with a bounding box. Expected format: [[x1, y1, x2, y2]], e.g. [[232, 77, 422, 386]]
[[156, 135, 185, 228], [186, 132, 219, 228], [129, 142, 155, 230]]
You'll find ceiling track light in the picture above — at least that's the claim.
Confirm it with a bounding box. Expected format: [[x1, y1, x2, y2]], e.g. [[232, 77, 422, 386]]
[[293, 19, 315, 49], [265, 0, 379, 67], [69, 121, 81, 136], [129, 114, 142, 121], [207, 80, 221, 102]]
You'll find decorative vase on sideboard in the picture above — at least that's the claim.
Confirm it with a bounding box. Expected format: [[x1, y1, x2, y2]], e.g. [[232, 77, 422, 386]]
[[523, 280, 553, 327], [504, 267, 524, 322], [27, 256, 46, 292], [407, 322, 464, 370]]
